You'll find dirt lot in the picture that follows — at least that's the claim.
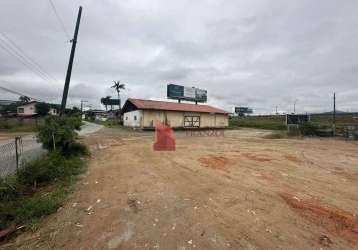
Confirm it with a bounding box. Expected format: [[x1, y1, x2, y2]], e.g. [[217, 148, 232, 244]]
[[2, 128, 358, 250]]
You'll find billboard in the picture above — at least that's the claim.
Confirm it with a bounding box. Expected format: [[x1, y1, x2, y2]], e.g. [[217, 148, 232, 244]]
[[102, 98, 120, 106], [235, 107, 253, 116], [167, 84, 207, 102], [286, 114, 310, 125]]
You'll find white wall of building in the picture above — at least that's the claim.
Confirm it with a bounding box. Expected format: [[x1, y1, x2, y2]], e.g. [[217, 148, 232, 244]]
[[123, 110, 143, 127], [17, 103, 36, 116], [17, 102, 58, 116]]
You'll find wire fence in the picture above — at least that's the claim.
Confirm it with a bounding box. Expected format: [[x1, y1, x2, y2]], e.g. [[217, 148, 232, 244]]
[[0, 135, 46, 177]]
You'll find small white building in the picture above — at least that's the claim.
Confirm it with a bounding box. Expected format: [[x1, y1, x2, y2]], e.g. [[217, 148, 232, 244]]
[[17, 101, 58, 116]]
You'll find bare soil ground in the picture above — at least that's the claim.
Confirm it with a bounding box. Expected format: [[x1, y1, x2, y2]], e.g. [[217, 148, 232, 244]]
[[0, 132, 33, 142], [2, 128, 358, 250]]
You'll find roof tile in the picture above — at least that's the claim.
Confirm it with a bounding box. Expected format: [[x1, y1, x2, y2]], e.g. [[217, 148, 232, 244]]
[[127, 99, 228, 114]]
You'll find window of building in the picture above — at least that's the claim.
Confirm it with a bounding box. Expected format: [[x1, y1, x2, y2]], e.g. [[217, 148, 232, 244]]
[[125, 116, 128, 120], [134, 115, 137, 121], [18, 108, 24, 113], [184, 116, 200, 128]]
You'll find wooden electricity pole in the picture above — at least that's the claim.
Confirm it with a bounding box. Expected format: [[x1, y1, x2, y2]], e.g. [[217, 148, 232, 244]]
[[60, 6, 83, 115]]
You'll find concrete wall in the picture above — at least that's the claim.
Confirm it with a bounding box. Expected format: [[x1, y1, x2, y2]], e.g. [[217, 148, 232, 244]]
[[123, 110, 143, 127], [141, 110, 185, 128], [215, 114, 229, 127]]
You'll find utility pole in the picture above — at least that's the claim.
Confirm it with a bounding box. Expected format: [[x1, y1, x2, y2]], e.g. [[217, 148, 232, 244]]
[[60, 6, 83, 115], [293, 99, 298, 114], [275, 106, 278, 115], [80, 100, 87, 119], [333, 92, 336, 136]]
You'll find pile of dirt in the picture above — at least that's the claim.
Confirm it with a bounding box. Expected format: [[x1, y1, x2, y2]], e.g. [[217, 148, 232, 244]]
[[242, 153, 272, 162], [279, 192, 358, 244], [198, 155, 234, 172]]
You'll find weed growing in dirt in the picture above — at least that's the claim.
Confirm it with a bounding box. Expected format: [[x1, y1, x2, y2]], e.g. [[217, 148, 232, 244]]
[[15, 185, 68, 226]]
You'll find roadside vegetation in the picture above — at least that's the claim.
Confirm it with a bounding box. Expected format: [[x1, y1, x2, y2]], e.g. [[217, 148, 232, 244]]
[[0, 115, 89, 239], [230, 113, 358, 133], [229, 115, 287, 130], [92, 119, 122, 128], [0, 118, 41, 133]]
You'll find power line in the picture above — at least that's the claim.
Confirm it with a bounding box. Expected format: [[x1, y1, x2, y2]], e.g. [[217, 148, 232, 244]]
[[48, 0, 71, 41], [0, 38, 52, 82], [0, 83, 40, 101], [0, 41, 52, 83], [0, 32, 58, 82]]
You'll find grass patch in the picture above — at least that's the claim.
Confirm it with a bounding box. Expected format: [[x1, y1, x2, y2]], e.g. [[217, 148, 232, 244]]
[[6, 124, 38, 133], [91, 119, 122, 128], [230, 116, 287, 130], [0, 146, 87, 235], [15, 185, 68, 226], [230, 113, 358, 132]]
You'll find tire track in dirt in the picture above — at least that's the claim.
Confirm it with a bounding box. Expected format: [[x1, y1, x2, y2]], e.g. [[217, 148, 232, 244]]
[[278, 192, 358, 245]]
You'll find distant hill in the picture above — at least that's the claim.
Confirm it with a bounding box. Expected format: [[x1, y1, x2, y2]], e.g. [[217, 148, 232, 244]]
[[315, 110, 356, 115]]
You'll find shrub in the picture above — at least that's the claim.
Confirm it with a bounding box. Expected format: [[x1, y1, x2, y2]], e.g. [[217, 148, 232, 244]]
[[35, 102, 50, 116], [17, 153, 60, 187], [299, 122, 320, 136], [0, 176, 20, 202], [16, 152, 85, 188], [65, 142, 90, 157], [37, 116, 82, 152]]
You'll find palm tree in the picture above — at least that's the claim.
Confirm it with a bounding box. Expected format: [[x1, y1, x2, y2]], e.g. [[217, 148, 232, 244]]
[[111, 81, 125, 109], [19, 95, 31, 103], [100, 96, 111, 111]]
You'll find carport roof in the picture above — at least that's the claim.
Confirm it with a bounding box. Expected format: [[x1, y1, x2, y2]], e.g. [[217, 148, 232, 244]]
[[123, 98, 228, 114]]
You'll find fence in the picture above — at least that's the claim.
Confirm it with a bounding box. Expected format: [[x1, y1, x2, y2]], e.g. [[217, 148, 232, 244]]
[[0, 135, 46, 177]]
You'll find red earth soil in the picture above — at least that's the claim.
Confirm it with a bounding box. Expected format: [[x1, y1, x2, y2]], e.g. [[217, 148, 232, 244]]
[[242, 152, 272, 162], [284, 154, 302, 163], [198, 155, 234, 172], [278, 192, 358, 244]]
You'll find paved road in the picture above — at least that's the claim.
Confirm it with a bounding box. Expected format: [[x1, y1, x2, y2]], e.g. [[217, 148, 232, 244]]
[[78, 121, 104, 136], [0, 121, 103, 176]]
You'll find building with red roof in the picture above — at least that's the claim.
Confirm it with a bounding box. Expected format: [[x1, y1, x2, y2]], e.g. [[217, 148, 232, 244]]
[[121, 98, 228, 128]]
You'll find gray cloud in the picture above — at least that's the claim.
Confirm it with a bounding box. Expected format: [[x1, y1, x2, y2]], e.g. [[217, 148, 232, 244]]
[[0, 0, 357, 114]]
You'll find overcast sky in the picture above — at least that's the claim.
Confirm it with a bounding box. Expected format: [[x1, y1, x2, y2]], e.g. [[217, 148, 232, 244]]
[[0, 0, 357, 114]]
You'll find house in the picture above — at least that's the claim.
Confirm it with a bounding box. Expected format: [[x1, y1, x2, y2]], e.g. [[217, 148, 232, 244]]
[[84, 109, 108, 121], [17, 101, 58, 116], [121, 98, 229, 128]]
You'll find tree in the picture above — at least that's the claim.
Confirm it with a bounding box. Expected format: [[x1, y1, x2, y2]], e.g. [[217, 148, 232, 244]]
[[2, 102, 17, 115], [100, 96, 111, 111], [35, 102, 50, 116], [111, 81, 125, 109], [19, 95, 31, 103]]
